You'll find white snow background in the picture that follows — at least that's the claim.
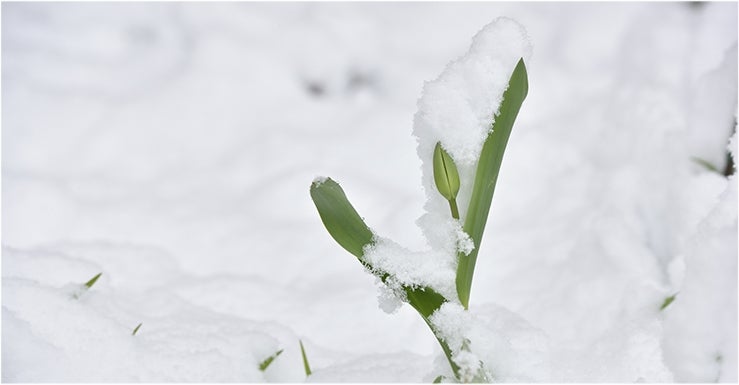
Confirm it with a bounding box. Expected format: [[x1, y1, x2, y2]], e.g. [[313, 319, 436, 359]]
[[1, 2, 737, 382]]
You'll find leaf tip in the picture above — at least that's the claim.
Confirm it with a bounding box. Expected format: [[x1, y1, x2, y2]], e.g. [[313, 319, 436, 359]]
[[311, 176, 330, 188], [299, 339, 312, 377], [84, 272, 103, 289], [660, 293, 678, 311]]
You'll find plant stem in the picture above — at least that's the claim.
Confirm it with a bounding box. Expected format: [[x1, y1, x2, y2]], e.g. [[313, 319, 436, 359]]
[[449, 199, 460, 220]]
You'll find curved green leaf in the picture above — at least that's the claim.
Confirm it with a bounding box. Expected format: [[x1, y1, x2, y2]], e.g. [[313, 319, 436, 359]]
[[309, 177, 459, 378], [310, 178, 374, 260], [457, 58, 529, 308]]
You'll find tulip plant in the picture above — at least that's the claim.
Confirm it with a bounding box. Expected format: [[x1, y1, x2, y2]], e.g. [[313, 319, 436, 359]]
[[310, 58, 528, 382]]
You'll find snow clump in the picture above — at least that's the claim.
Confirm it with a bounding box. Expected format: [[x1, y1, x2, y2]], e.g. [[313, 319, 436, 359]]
[[414, 17, 532, 226], [429, 302, 551, 382]]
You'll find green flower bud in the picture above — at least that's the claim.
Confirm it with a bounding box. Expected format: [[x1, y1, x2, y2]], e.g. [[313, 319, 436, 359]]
[[433, 142, 460, 201]]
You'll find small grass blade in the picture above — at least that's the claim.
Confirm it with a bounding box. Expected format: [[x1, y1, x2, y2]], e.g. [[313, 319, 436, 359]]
[[660, 293, 678, 311], [299, 340, 312, 377], [691, 157, 721, 173], [432, 375, 444, 383], [84, 272, 102, 289], [258, 349, 283, 372], [73, 272, 103, 299], [132, 322, 143, 336], [456, 58, 529, 309]]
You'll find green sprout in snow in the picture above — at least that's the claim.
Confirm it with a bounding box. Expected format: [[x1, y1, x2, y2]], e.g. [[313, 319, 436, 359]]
[[299, 340, 312, 377], [310, 58, 528, 382], [660, 293, 678, 311], [258, 349, 283, 372], [84, 272, 102, 289], [72, 272, 103, 299]]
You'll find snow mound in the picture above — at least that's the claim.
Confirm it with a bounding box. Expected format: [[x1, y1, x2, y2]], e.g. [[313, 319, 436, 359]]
[[1, 247, 304, 382]]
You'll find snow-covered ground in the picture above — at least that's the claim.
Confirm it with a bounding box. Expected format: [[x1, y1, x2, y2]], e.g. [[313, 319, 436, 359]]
[[2, 2, 737, 382]]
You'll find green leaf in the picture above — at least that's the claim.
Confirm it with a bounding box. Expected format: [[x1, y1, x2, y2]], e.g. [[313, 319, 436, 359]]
[[405, 287, 446, 319], [258, 349, 283, 372], [299, 340, 312, 377], [433, 375, 445, 383], [84, 272, 102, 289], [132, 322, 142, 336], [310, 178, 374, 260], [310, 177, 458, 378], [309, 178, 448, 319], [660, 293, 678, 311], [457, 58, 529, 309]]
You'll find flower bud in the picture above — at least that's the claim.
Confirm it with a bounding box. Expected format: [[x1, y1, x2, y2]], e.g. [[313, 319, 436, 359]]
[[433, 142, 460, 201]]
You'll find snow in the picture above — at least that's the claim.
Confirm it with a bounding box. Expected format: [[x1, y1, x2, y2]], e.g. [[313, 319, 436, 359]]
[[414, 17, 532, 225], [662, 131, 738, 382], [364, 236, 458, 301], [312, 176, 330, 186], [415, 17, 532, 166], [2, 2, 737, 382], [429, 302, 551, 382]]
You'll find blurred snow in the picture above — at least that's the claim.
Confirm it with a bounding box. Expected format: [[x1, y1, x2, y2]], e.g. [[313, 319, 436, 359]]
[[2, 2, 737, 382]]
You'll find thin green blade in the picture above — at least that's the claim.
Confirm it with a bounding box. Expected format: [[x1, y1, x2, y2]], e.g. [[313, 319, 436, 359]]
[[660, 293, 678, 311], [258, 349, 283, 372], [299, 340, 312, 376], [691, 157, 720, 174], [457, 58, 529, 308], [84, 272, 102, 289], [132, 322, 142, 336], [310, 178, 374, 259]]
